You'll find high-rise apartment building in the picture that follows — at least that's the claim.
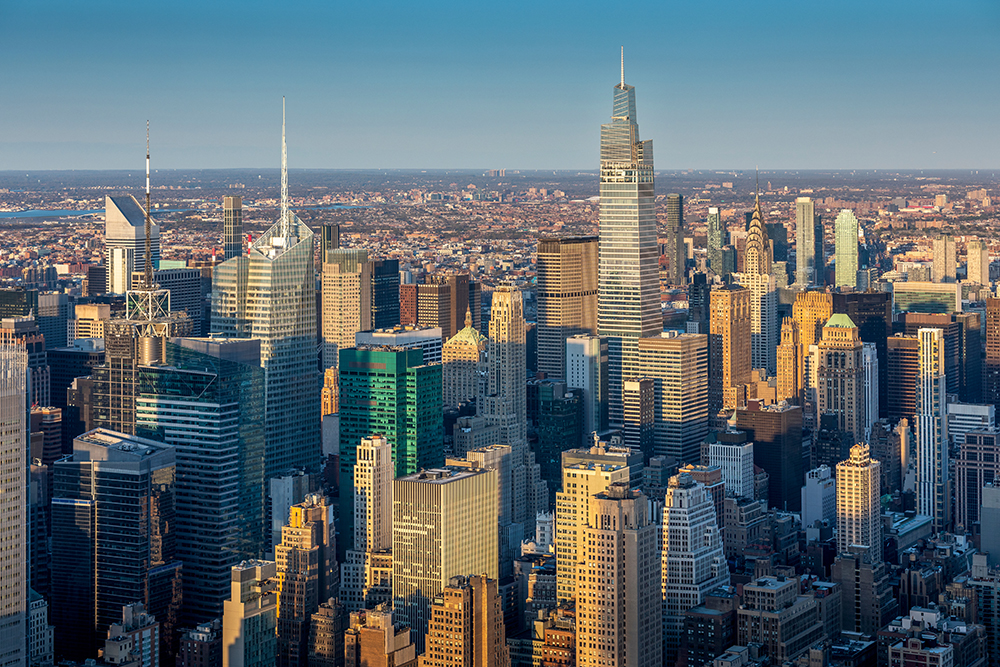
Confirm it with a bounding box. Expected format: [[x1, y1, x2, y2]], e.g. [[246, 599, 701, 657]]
[[536, 236, 598, 380], [341, 436, 393, 611], [796, 197, 823, 286], [968, 239, 990, 286], [834, 210, 859, 288], [275, 494, 335, 667], [736, 577, 824, 663], [776, 317, 803, 405], [709, 286, 751, 416], [661, 472, 730, 664], [577, 484, 662, 667], [665, 194, 685, 285], [887, 335, 920, 424], [135, 337, 266, 624], [637, 332, 708, 463], [344, 608, 417, 667], [105, 195, 160, 294], [733, 401, 804, 511], [222, 561, 278, 667], [565, 334, 608, 444], [836, 444, 882, 564], [223, 196, 243, 260], [442, 311, 486, 409], [933, 235, 957, 283], [211, 104, 320, 480], [51, 429, 182, 660], [321, 249, 372, 369], [816, 314, 867, 444], [596, 64, 660, 427], [0, 346, 27, 667], [917, 328, 950, 531], [392, 467, 498, 652], [419, 575, 509, 667], [707, 207, 727, 276], [732, 197, 777, 374]]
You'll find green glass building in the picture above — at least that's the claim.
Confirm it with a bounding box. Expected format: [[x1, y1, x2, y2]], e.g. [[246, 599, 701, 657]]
[[135, 337, 265, 625], [835, 209, 860, 288]]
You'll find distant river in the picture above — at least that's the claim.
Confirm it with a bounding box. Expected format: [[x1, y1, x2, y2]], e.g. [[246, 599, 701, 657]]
[[0, 203, 360, 219]]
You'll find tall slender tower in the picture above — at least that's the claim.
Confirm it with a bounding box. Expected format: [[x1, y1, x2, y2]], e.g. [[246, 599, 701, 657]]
[[776, 317, 802, 405], [834, 210, 859, 288], [597, 50, 660, 427], [212, 99, 320, 479], [0, 346, 27, 667], [536, 236, 598, 379], [836, 443, 882, 564], [223, 196, 243, 260], [732, 193, 777, 374], [795, 197, 820, 286], [665, 194, 685, 285], [341, 436, 393, 611], [707, 207, 727, 276], [967, 239, 989, 286], [709, 285, 751, 417], [932, 235, 957, 283], [917, 327, 949, 531]]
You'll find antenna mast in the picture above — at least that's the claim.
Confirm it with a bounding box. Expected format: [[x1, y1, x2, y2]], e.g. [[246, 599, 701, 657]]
[[620, 46, 625, 88], [144, 121, 153, 289], [280, 97, 289, 238]]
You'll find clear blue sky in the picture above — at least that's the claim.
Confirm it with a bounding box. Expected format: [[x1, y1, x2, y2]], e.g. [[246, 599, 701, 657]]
[[1, 0, 998, 170]]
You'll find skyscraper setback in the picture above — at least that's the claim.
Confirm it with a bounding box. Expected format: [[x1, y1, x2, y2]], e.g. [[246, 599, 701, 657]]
[[597, 55, 660, 427]]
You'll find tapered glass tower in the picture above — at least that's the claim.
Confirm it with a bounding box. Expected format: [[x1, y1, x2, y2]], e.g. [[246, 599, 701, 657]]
[[212, 100, 320, 479], [598, 52, 660, 427]]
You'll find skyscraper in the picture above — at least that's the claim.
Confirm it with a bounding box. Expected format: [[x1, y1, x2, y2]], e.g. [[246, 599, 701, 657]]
[[341, 436, 393, 611], [222, 561, 278, 667], [707, 207, 727, 276], [212, 100, 320, 480], [709, 285, 751, 417], [665, 194, 685, 286], [0, 346, 27, 667], [968, 239, 990, 286], [105, 195, 160, 294], [887, 335, 920, 424], [917, 327, 950, 531], [661, 472, 729, 664], [733, 401, 804, 511], [816, 314, 867, 444], [565, 334, 608, 443], [732, 195, 777, 374], [796, 197, 822, 286], [933, 235, 957, 283], [418, 575, 509, 667], [536, 236, 598, 380], [832, 291, 892, 419], [321, 249, 372, 369], [577, 484, 662, 667], [442, 310, 486, 409], [597, 57, 660, 427], [223, 196, 243, 261], [834, 210, 859, 289], [392, 467, 498, 652], [836, 443, 882, 564], [776, 317, 802, 405]]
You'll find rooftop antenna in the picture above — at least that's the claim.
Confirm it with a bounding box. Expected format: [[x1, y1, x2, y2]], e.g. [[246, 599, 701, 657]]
[[143, 121, 153, 289], [755, 165, 760, 205], [280, 96, 289, 238], [620, 46, 625, 88]]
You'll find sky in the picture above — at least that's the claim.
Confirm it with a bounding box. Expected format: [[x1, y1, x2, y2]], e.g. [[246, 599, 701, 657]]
[[1, 0, 998, 171]]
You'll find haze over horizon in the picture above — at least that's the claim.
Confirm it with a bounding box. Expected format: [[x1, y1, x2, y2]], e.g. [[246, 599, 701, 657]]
[[2, 0, 998, 171]]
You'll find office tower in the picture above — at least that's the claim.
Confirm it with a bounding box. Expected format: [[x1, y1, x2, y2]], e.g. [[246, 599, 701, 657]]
[[661, 472, 730, 664], [901, 312, 981, 403], [793, 291, 834, 350], [131, 268, 205, 335], [665, 194, 685, 285], [708, 432, 755, 498], [597, 63, 660, 428], [555, 438, 640, 602], [796, 197, 821, 285], [681, 464, 725, 529], [831, 291, 891, 416], [968, 239, 990, 285], [222, 561, 278, 667], [637, 332, 709, 463], [682, 590, 738, 667], [67, 303, 111, 344], [862, 342, 878, 436], [576, 484, 661, 667], [338, 346, 442, 554], [956, 430, 1000, 532], [37, 292, 69, 348], [987, 298, 1000, 410], [836, 444, 882, 563], [687, 272, 712, 333], [830, 551, 896, 635], [51, 429, 181, 660], [815, 314, 867, 443], [101, 603, 160, 667], [415, 283, 451, 338], [622, 377, 654, 459], [371, 259, 401, 329], [801, 465, 836, 530], [536, 236, 598, 380], [223, 196, 244, 260], [320, 223, 340, 264], [565, 334, 608, 444], [344, 608, 417, 667], [834, 210, 859, 288], [776, 317, 802, 405], [30, 405, 61, 472], [400, 284, 418, 326], [732, 197, 777, 374], [135, 337, 266, 623], [392, 467, 498, 651], [28, 589, 55, 667], [917, 328, 949, 531], [707, 207, 727, 275], [887, 335, 919, 424], [274, 494, 335, 667], [767, 221, 789, 264], [933, 235, 957, 283], [534, 383, 585, 499], [0, 287, 38, 318], [0, 316, 50, 406], [47, 337, 104, 410], [341, 436, 393, 611], [736, 577, 824, 663], [432, 274, 473, 341], [321, 249, 372, 369], [418, 576, 509, 667], [442, 311, 486, 408], [321, 367, 337, 417], [891, 281, 963, 315], [105, 195, 160, 293], [709, 286, 752, 416], [733, 401, 804, 511], [357, 326, 443, 365], [212, 102, 320, 480], [0, 346, 27, 667]]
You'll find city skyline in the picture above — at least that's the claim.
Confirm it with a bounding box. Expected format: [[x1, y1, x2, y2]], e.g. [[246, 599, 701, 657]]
[[2, 0, 999, 171]]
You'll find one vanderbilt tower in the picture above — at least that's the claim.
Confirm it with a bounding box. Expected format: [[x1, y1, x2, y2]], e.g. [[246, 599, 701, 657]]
[[598, 49, 660, 428]]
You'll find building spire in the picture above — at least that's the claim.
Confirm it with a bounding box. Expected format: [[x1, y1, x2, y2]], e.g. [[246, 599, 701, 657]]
[[465, 305, 472, 329], [755, 166, 759, 205], [143, 121, 153, 289], [280, 96, 289, 238], [620, 46, 625, 88]]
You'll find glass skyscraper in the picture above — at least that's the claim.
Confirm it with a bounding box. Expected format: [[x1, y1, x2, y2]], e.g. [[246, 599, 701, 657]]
[[211, 104, 320, 480], [835, 209, 859, 289], [597, 63, 660, 427]]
